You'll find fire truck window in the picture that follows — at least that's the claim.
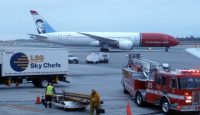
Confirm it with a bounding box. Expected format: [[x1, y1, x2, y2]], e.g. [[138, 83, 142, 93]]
[[179, 77, 200, 89], [162, 77, 166, 86], [155, 75, 161, 84], [171, 79, 177, 88]]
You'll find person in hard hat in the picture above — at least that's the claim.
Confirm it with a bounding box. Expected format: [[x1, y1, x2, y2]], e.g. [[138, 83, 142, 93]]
[[90, 89, 101, 115], [44, 82, 55, 108]]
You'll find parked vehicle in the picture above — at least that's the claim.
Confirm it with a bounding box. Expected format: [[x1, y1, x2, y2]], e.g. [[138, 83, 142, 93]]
[[68, 54, 79, 64], [122, 53, 200, 114], [86, 52, 109, 64], [0, 47, 69, 88]]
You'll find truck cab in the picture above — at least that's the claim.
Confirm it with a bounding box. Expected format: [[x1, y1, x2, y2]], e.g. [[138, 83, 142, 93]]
[[151, 70, 200, 112], [165, 70, 200, 112]]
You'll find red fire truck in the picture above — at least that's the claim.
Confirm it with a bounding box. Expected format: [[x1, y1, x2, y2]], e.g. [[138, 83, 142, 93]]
[[122, 54, 200, 114]]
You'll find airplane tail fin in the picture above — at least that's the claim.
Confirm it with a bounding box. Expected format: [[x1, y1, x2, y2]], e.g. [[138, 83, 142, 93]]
[[30, 10, 55, 34]]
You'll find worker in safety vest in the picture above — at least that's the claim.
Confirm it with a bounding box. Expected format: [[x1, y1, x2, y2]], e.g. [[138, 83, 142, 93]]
[[90, 89, 101, 115], [45, 82, 55, 108]]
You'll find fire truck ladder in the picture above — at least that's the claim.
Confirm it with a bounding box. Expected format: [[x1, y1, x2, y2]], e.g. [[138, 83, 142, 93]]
[[129, 54, 162, 79]]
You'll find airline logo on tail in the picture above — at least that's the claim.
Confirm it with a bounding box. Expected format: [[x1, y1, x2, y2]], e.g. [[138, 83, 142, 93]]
[[30, 10, 55, 34]]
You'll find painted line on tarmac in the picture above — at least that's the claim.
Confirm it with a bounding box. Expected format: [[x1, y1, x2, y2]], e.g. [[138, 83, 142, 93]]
[[139, 111, 162, 115], [2, 104, 43, 112], [102, 98, 130, 101], [29, 90, 44, 93], [70, 73, 121, 77], [0, 100, 34, 103], [185, 48, 200, 59]]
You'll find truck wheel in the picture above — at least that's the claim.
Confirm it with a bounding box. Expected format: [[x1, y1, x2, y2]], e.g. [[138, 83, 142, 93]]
[[161, 99, 170, 114], [72, 59, 77, 64], [32, 80, 40, 87], [100, 47, 109, 52], [39, 79, 49, 88], [135, 92, 144, 106], [80, 107, 86, 111], [68, 60, 73, 64]]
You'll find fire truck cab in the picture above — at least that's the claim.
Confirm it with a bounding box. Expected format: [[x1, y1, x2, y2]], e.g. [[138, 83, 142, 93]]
[[122, 54, 200, 114]]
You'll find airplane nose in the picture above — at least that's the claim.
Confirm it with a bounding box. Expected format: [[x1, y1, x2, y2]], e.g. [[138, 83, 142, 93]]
[[169, 36, 179, 46], [141, 33, 179, 47]]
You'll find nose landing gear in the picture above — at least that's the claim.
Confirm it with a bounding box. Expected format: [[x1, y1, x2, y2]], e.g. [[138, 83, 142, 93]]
[[165, 47, 169, 52]]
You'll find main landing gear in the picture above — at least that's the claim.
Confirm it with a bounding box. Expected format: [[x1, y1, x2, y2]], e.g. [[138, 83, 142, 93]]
[[100, 47, 109, 52]]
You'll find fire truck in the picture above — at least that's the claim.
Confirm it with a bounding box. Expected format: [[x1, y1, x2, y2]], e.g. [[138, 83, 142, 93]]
[[122, 54, 200, 114]]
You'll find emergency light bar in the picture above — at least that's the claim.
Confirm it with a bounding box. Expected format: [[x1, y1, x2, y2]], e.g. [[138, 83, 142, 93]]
[[180, 70, 200, 75]]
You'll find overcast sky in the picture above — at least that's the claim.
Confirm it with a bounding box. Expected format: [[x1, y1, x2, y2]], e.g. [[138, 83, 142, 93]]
[[0, 0, 199, 40]]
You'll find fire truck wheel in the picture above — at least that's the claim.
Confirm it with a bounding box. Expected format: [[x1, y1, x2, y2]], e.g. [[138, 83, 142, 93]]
[[161, 99, 170, 114], [135, 92, 144, 106]]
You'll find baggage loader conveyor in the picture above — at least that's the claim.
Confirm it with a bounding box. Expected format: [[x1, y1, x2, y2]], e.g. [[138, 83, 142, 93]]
[[51, 91, 103, 110]]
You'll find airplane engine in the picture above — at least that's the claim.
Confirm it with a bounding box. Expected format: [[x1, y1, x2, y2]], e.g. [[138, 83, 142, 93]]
[[118, 40, 133, 50]]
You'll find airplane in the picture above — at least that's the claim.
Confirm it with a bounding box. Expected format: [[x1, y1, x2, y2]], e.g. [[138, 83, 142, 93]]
[[29, 10, 179, 52]]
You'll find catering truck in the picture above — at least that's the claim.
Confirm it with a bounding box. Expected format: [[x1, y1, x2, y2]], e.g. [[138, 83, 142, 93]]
[[122, 53, 200, 114], [0, 47, 68, 88]]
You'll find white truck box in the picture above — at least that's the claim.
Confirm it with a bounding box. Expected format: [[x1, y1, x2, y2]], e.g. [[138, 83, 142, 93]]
[[86, 52, 109, 64], [0, 47, 68, 87], [86, 53, 100, 64]]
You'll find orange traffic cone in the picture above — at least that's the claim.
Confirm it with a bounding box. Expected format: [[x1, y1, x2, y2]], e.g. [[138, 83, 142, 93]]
[[126, 102, 132, 115], [35, 95, 41, 104]]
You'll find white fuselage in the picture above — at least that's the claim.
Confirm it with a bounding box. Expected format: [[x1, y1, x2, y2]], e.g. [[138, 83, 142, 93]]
[[41, 32, 141, 47]]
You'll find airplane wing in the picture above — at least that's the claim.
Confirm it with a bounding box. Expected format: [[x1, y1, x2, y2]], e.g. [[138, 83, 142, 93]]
[[77, 32, 118, 44], [28, 34, 48, 41]]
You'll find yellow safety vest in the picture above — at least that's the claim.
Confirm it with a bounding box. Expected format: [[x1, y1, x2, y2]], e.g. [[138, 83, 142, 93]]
[[46, 85, 54, 95]]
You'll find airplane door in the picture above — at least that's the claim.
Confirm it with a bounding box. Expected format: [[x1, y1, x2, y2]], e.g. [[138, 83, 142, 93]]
[[62, 34, 73, 44], [132, 33, 140, 47]]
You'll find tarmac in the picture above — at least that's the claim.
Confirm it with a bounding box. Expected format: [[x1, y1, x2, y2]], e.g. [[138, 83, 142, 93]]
[[0, 45, 200, 115]]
